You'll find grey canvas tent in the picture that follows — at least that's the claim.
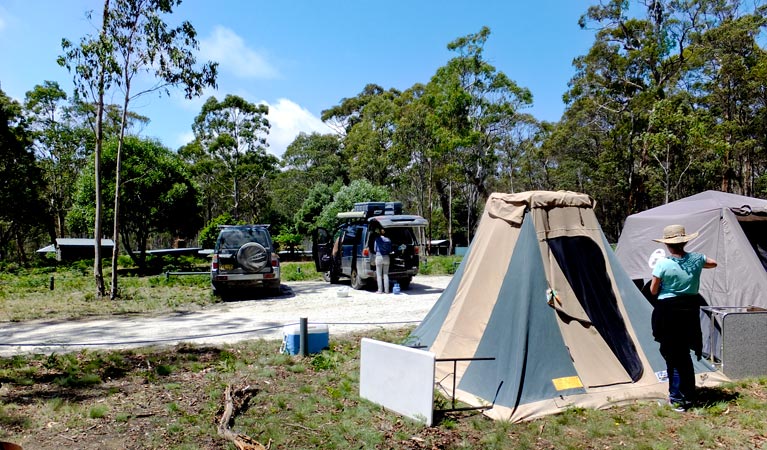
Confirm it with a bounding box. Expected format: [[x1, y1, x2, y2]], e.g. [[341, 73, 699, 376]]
[[615, 190, 767, 362], [615, 190, 767, 308], [409, 191, 725, 422]]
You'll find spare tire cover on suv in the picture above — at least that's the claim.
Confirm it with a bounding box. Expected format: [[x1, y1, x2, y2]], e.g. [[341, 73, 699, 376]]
[[237, 242, 268, 271]]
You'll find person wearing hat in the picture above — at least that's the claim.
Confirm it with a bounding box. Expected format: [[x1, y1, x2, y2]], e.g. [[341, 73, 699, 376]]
[[649, 224, 717, 412]]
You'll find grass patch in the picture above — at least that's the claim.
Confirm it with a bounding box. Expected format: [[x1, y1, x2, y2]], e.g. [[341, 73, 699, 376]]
[[0, 328, 765, 449]]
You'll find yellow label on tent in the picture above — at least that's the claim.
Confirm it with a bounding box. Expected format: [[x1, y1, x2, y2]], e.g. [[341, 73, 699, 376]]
[[552, 376, 583, 391]]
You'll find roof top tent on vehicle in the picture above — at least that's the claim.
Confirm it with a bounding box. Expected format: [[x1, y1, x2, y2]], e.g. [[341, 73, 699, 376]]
[[353, 201, 403, 217]]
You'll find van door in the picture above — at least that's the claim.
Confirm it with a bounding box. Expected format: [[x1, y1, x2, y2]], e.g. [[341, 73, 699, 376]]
[[312, 227, 334, 273], [340, 225, 362, 276]]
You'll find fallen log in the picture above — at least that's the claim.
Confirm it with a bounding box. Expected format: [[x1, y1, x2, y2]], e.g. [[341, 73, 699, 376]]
[[217, 384, 270, 450]]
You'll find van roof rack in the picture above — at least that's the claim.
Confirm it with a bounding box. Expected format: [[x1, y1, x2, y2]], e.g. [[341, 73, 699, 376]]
[[217, 224, 271, 229], [337, 211, 366, 219]]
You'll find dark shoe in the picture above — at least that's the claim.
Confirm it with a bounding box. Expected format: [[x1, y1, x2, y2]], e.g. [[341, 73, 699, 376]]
[[668, 399, 687, 412]]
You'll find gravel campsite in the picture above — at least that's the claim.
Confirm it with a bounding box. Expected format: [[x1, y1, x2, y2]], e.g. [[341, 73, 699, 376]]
[[0, 276, 452, 357]]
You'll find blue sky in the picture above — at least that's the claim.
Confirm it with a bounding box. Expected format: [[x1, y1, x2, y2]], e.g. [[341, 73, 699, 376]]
[[0, 1, 596, 157]]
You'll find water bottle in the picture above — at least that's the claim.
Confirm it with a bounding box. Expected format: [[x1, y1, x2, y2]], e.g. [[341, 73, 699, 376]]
[[393, 282, 401, 295]]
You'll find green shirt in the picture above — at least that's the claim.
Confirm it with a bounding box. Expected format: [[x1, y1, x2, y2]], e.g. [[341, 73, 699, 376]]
[[652, 252, 706, 299]]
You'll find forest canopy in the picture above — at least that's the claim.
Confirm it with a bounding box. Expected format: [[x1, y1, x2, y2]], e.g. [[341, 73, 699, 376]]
[[2, 0, 767, 266]]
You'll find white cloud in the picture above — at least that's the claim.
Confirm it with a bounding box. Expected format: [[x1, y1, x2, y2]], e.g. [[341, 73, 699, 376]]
[[0, 14, 6, 32], [175, 130, 196, 148], [169, 98, 329, 158], [200, 26, 279, 79], [264, 98, 331, 157]]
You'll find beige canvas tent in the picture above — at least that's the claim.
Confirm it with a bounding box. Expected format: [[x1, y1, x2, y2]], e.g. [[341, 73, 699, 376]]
[[409, 191, 725, 422]]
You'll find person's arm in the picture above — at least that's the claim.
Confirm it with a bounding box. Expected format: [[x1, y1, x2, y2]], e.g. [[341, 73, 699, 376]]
[[650, 276, 662, 296], [704, 256, 717, 269]]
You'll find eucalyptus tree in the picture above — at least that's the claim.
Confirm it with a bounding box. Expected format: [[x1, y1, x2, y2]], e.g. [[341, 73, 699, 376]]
[[321, 83, 387, 137], [23, 82, 89, 241], [59, 0, 119, 296], [191, 94, 278, 222], [492, 114, 551, 193], [281, 132, 346, 185], [392, 84, 440, 239], [98, 0, 217, 298], [275, 132, 345, 230], [422, 26, 532, 245], [684, 1, 767, 196], [560, 0, 714, 236], [321, 85, 407, 187]]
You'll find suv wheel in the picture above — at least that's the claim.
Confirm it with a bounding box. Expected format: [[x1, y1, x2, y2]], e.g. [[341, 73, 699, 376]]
[[350, 268, 365, 290], [322, 270, 339, 284], [265, 280, 281, 296], [237, 242, 268, 272]]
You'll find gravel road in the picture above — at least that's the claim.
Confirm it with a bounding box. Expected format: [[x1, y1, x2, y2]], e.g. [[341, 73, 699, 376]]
[[0, 275, 452, 357]]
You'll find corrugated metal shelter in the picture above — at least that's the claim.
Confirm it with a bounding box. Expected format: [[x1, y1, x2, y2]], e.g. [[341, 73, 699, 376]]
[[55, 238, 115, 261], [409, 191, 725, 423]]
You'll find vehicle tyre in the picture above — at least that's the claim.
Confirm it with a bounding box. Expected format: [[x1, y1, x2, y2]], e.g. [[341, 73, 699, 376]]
[[400, 277, 412, 290], [350, 268, 365, 290], [237, 242, 268, 272], [266, 280, 282, 296]]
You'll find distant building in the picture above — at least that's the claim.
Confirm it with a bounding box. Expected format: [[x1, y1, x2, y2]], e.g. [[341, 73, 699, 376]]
[[37, 238, 116, 262]]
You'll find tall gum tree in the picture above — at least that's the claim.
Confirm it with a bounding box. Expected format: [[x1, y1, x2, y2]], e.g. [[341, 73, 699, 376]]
[[422, 26, 532, 247], [103, 0, 217, 299], [192, 95, 275, 223], [59, 0, 119, 296]]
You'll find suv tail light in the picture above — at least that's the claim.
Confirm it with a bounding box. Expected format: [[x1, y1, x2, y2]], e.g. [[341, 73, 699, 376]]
[[362, 248, 369, 257], [414, 246, 420, 255], [211, 254, 219, 270], [271, 253, 280, 267]]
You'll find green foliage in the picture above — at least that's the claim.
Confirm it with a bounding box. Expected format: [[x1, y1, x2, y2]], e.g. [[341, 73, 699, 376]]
[[317, 180, 390, 231], [293, 182, 340, 236], [280, 262, 319, 281], [273, 228, 303, 253], [0, 88, 48, 264], [198, 213, 239, 249], [191, 94, 278, 223], [68, 136, 201, 269], [419, 256, 463, 275]]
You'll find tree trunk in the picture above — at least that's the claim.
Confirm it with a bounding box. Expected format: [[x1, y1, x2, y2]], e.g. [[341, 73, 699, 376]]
[[111, 33, 137, 300], [92, 0, 111, 298]]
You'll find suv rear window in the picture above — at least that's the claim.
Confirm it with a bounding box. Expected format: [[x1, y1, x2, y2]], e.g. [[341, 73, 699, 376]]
[[216, 228, 271, 251]]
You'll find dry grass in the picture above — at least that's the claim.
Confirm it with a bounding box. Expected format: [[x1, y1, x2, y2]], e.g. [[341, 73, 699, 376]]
[[0, 268, 215, 322]]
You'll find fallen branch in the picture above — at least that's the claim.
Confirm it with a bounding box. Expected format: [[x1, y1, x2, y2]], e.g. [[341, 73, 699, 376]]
[[217, 384, 270, 450]]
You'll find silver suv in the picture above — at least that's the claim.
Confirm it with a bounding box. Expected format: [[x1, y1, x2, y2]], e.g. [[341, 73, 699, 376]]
[[210, 225, 281, 296]]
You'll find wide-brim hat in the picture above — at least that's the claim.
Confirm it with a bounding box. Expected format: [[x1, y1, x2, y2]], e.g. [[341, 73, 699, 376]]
[[652, 224, 699, 244]]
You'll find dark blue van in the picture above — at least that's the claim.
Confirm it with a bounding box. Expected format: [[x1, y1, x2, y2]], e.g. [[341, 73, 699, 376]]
[[312, 203, 428, 290]]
